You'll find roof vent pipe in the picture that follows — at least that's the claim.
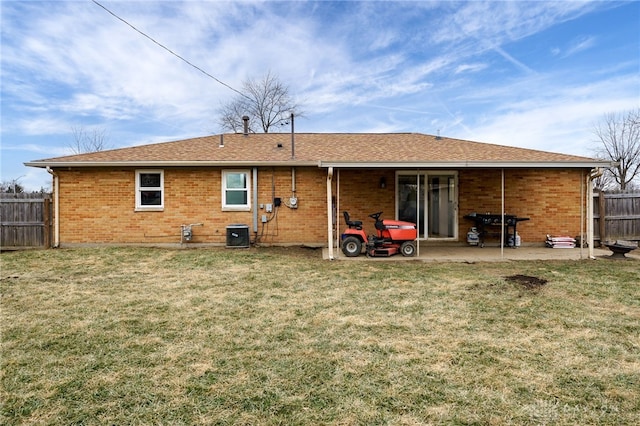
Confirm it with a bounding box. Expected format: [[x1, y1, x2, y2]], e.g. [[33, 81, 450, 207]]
[[242, 116, 249, 136], [219, 134, 224, 148]]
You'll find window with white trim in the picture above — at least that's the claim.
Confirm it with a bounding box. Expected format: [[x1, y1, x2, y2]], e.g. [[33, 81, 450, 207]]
[[135, 170, 164, 211], [222, 170, 250, 210]]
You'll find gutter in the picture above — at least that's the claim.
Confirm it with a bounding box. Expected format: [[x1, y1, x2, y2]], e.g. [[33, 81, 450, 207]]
[[26, 159, 615, 170], [319, 160, 615, 169], [24, 160, 320, 168]]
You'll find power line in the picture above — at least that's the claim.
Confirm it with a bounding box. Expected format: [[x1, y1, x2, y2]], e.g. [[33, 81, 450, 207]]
[[91, 0, 249, 100]]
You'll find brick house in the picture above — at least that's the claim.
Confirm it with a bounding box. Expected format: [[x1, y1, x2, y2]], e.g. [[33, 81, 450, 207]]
[[26, 133, 611, 257]]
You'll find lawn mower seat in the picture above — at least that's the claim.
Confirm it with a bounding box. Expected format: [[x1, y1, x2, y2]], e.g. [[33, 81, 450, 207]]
[[343, 211, 363, 230]]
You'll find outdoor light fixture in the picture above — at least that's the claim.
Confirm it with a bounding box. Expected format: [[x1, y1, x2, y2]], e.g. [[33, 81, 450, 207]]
[[379, 177, 386, 189]]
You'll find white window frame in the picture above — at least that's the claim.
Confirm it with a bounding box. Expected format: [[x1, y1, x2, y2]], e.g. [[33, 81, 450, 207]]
[[135, 170, 164, 211], [222, 169, 251, 211]]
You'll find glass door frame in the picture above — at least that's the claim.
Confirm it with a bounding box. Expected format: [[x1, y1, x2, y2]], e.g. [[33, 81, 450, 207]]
[[395, 170, 459, 241]]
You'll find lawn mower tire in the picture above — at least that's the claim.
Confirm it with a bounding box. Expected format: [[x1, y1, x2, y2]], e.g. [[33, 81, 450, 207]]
[[400, 241, 417, 257], [341, 236, 363, 257]]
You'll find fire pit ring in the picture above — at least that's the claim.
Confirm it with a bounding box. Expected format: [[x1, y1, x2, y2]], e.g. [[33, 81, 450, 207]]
[[603, 240, 638, 259]]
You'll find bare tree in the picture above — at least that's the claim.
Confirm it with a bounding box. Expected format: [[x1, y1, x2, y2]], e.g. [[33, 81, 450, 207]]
[[592, 109, 640, 191], [591, 171, 617, 192], [218, 100, 250, 134], [217, 71, 301, 133], [0, 179, 24, 194], [69, 126, 111, 154]]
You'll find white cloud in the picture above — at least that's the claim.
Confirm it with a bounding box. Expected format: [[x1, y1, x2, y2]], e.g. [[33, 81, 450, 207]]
[[1, 0, 637, 191], [7, 118, 71, 137], [430, 1, 597, 46], [454, 63, 488, 74], [563, 35, 597, 57], [2, 143, 68, 156], [466, 74, 640, 156]]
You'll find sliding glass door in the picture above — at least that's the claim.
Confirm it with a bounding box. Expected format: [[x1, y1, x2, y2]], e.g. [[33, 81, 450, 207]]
[[397, 172, 457, 240]]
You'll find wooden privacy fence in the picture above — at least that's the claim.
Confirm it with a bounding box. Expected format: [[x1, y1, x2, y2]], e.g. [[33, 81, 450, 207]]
[[593, 191, 640, 244], [0, 194, 52, 249]]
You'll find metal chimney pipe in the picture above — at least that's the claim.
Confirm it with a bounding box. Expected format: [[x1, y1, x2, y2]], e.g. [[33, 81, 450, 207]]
[[242, 116, 249, 136]]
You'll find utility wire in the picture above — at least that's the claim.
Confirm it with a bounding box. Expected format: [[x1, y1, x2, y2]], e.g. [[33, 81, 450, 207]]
[[91, 0, 250, 100]]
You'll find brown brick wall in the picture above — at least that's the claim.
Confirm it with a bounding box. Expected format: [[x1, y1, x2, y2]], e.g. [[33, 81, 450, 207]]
[[56, 167, 331, 245], [254, 167, 329, 244], [55, 166, 587, 246], [458, 168, 586, 244], [334, 169, 397, 236]]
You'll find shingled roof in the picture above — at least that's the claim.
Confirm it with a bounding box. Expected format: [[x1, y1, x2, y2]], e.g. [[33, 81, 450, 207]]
[[25, 133, 610, 169]]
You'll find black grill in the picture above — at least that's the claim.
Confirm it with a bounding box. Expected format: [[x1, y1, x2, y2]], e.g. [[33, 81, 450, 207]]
[[464, 213, 529, 247]]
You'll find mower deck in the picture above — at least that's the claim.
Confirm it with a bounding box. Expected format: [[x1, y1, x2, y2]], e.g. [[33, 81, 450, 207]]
[[368, 247, 398, 257]]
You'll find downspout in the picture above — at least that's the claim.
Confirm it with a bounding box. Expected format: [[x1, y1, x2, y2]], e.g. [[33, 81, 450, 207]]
[[327, 167, 334, 260], [252, 167, 258, 241], [46, 166, 59, 248], [289, 114, 297, 206]]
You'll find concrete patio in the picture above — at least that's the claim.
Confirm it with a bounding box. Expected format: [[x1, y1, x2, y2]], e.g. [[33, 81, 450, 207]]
[[324, 243, 640, 262]]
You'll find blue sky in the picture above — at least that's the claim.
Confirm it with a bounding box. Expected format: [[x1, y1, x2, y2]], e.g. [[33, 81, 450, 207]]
[[2, 0, 639, 191]]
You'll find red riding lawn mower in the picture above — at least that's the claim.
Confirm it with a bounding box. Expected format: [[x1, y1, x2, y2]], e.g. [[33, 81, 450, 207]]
[[341, 211, 418, 257]]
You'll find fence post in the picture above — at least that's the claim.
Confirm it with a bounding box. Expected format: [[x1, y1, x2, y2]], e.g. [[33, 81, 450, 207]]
[[43, 198, 51, 248]]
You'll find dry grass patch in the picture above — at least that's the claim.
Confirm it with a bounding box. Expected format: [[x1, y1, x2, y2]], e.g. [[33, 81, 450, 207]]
[[1, 246, 639, 425]]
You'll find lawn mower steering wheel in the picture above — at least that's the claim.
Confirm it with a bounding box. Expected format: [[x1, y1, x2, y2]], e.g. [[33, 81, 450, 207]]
[[369, 211, 383, 221]]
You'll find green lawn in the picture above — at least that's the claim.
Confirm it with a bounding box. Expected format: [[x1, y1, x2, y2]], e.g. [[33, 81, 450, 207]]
[[1, 247, 639, 425]]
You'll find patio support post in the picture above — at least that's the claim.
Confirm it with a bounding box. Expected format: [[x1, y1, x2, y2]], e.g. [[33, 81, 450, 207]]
[[336, 169, 340, 251], [587, 168, 603, 259], [580, 170, 585, 259], [327, 167, 334, 260], [416, 170, 420, 256], [501, 168, 505, 259]]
